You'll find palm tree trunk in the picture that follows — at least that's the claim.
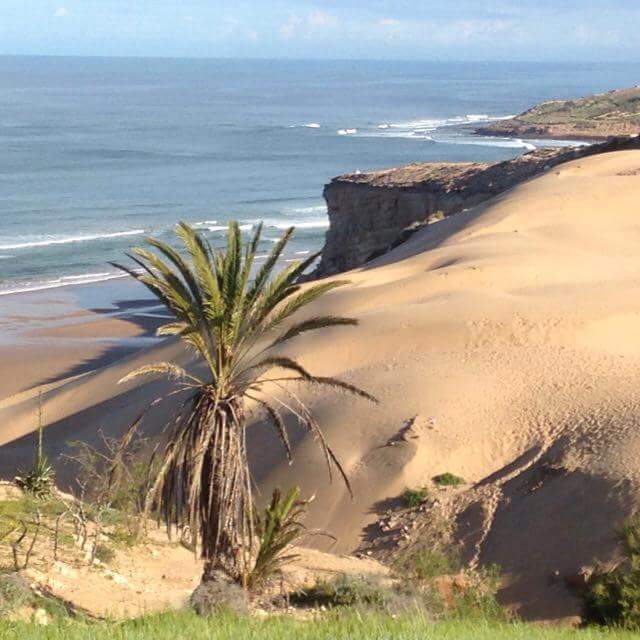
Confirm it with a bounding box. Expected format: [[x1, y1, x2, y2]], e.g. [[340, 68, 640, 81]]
[[198, 397, 253, 584]]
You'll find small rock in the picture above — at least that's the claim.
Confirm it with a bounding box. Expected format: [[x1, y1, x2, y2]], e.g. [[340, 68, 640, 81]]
[[190, 571, 249, 616], [53, 561, 78, 577], [33, 608, 50, 626]]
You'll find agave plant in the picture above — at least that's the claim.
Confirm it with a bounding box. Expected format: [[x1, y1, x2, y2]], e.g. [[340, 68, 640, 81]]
[[15, 392, 55, 500], [114, 221, 374, 585]]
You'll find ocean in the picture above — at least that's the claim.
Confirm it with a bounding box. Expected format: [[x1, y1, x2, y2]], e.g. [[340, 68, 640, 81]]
[[1, 57, 639, 297]]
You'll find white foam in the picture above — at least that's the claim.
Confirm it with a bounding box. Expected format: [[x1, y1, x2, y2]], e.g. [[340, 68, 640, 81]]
[[272, 220, 328, 230], [60, 272, 111, 281], [289, 204, 327, 215], [367, 114, 518, 140], [337, 128, 357, 136], [438, 135, 537, 150], [304, 123, 321, 129], [192, 220, 218, 228], [0, 229, 145, 251], [295, 250, 311, 255], [245, 218, 329, 231], [525, 138, 592, 148], [0, 271, 129, 296]]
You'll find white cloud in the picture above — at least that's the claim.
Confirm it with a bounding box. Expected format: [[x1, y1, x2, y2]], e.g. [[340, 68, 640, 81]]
[[279, 14, 302, 39], [54, 7, 69, 18], [279, 11, 337, 39], [308, 10, 336, 28], [379, 18, 401, 26]]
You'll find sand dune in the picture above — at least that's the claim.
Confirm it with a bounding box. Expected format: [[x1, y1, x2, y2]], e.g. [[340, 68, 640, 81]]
[[3, 150, 640, 620]]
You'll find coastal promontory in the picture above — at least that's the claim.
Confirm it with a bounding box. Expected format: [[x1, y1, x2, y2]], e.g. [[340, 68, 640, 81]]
[[475, 86, 640, 140]]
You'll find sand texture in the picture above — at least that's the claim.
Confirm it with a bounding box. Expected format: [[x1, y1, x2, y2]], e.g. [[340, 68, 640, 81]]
[[3, 150, 640, 620]]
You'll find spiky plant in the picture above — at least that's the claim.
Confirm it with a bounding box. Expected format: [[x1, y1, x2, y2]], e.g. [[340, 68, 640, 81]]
[[114, 221, 374, 586], [15, 392, 55, 500], [247, 486, 310, 592]]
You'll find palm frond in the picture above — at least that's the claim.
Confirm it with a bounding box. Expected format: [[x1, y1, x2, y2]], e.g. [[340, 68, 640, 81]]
[[116, 220, 374, 584], [119, 363, 202, 386], [269, 316, 358, 348], [248, 396, 292, 462]]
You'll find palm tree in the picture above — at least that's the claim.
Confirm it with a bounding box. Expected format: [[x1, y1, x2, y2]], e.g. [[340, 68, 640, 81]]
[[114, 221, 374, 586]]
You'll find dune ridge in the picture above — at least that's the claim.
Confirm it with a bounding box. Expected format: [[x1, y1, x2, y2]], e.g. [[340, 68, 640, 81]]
[[2, 150, 640, 620]]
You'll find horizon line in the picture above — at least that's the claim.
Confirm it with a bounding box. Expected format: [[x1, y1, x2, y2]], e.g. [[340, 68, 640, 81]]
[[1, 53, 639, 66]]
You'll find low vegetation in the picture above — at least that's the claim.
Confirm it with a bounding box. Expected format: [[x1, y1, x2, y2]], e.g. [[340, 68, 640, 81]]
[[2, 610, 640, 639], [393, 546, 460, 582], [433, 473, 465, 487], [114, 221, 375, 588], [247, 486, 312, 592], [583, 516, 640, 630], [14, 395, 55, 500], [401, 486, 429, 508]]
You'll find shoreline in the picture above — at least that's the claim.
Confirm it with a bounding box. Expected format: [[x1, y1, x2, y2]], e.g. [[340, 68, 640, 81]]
[[0, 277, 164, 401]]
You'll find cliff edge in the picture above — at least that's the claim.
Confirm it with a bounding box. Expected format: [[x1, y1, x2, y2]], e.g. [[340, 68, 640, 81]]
[[317, 137, 640, 276]]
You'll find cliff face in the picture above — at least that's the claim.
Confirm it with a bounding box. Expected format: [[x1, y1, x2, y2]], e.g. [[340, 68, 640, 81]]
[[317, 137, 640, 276], [476, 86, 640, 141]]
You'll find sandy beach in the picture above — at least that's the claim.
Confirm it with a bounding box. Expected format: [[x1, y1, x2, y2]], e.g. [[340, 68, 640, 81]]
[[2, 149, 640, 621]]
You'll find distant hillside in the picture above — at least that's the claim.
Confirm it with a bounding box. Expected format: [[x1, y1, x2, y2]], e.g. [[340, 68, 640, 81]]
[[476, 86, 640, 140]]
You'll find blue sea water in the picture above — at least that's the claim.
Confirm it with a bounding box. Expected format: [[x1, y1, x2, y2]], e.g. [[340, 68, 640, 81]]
[[1, 57, 639, 296]]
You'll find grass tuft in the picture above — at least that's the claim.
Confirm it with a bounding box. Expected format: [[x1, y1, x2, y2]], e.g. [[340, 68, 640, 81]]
[[433, 473, 465, 487], [401, 486, 429, 508], [1, 609, 640, 639]]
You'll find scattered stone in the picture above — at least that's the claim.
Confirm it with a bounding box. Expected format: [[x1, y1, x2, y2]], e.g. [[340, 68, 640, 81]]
[[33, 608, 50, 626], [190, 571, 249, 616]]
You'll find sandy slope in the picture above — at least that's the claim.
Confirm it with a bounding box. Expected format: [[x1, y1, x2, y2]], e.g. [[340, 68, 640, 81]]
[[3, 150, 640, 620]]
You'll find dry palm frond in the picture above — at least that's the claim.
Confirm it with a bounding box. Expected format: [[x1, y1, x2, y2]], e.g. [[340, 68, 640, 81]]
[[114, 220, 375, 584]]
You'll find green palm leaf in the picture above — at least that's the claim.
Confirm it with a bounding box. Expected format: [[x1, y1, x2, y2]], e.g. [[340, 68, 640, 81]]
[[115, 220, 375, 587]]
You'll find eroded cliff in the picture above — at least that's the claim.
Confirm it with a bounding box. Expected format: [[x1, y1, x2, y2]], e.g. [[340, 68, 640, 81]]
[[316, 137, 640, 276]]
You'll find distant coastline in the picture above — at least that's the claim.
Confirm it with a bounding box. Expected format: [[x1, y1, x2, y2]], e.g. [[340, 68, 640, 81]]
[[474, 86, 640, 141]]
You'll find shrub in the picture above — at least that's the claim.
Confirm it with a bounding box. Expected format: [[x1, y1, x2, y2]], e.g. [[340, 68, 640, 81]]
[[583, 516, 640, 629], [449, 565, 508, 622], [393, 546, 460, 582], [94, 543, 116, 564], [433, 473, 465, 487], [0, 572, 31, 615], [402, 487, 429, 508], [65, 423, 158, 548], [291, 574, 386, 608]]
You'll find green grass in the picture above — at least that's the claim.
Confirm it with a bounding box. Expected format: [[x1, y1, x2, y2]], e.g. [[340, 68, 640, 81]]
[[0, 610, 638, 640], [401, 487, 429, 508], [0, 496, 67, 522], [393, 547, 460, 582], [432, 473, 465, 488]]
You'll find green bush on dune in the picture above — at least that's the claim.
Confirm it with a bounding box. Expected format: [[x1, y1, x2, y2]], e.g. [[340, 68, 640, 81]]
[[584, 516, 640, 630], [432, 473, 465, 487], [401, 486, 429, 508]]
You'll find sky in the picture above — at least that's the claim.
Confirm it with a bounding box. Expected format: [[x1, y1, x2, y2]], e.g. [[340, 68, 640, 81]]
[[1, 1, 639, 61]]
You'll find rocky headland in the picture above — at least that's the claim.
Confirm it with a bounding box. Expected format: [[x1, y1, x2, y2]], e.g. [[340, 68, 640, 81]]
[[316, 136, 640, 276], [475, 86, 640, 141]]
